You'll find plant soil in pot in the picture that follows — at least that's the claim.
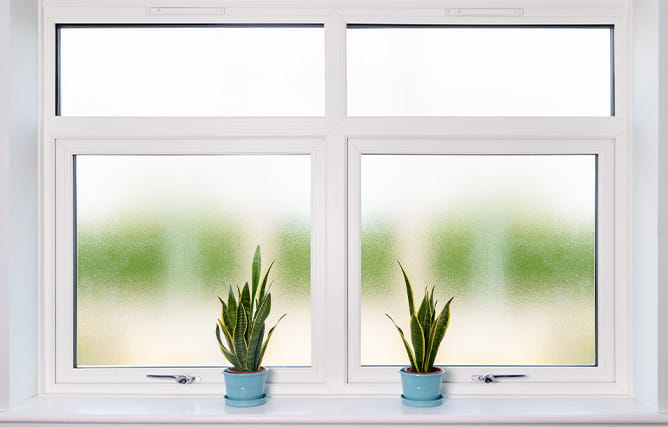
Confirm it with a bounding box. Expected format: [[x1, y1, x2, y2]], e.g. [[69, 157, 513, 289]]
[[215, 246, 286, 407], [386, 262, 454, 407]]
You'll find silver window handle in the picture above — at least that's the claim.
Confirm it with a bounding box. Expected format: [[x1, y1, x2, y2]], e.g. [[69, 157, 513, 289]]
[[471, 373, 526, 384], [146, 374, 200, 384]]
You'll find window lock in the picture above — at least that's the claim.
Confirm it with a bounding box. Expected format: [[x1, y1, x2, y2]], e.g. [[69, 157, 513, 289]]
[[471, 374, 526, 384], [146, 374, 200, 384]]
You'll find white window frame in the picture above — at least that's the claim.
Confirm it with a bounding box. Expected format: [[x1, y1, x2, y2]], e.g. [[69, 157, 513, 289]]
[[347, 137, 627, 396], [49, 138, 327, 394], [40, 0, 632, 396]]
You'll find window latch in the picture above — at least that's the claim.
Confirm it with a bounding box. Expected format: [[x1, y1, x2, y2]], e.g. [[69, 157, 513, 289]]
[[471, 374, 526, 384], [146, 374, 200, 384]]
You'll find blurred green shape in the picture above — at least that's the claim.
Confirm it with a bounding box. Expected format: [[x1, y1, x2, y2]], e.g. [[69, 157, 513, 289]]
[[504, 222, 595, 293], [275, 220, 310, 295], [194, 222, 241, 290], [77, 223, 168, 291], [429, 221, 476, 292], [361, 221, 395, 295]]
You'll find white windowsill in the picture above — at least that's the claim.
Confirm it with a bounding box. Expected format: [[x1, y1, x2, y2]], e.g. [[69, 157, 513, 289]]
[[1, 396, 667, 426]]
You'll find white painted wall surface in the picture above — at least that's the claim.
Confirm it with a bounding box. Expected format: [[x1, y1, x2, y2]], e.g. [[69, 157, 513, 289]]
[[0, 0, 38, 411], [657, 0, 668, 414], [0, 0, 14, 413], [632, 0, 660, 410], [8, 0, 38, 407]]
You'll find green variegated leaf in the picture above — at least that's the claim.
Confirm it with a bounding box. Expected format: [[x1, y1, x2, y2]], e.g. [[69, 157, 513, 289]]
[[426, 296, 454, 370], [416, 294, 431, 359], [257, 313, 287, 366], [428, 286, 436, 322], [386, 313, 418, 372], [227, 287, 237, 333], [398, 262, 415, 315], [410, 313, 426, 371], [250, 324, 265, 372], [246, 294, 271, 369], [240, 283, 252, 327], [218, 319, 235, 352], [218, 296, 226, 319], [253, 293, 272, 328], [216, 324, 240, 367], [251, 245, 261, 302], [258, 260, 274, 302], [233, 304, 249, 371]]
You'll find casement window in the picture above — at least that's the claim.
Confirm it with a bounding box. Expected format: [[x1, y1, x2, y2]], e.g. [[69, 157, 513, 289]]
[[42, 1, 630, 396]]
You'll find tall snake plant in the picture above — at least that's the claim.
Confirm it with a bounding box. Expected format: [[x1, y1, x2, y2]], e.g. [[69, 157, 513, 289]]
[[386, 262, 454, 373], [215, 246, 286, 372]]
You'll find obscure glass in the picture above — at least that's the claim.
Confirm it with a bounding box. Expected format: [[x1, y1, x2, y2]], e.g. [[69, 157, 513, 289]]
[[360, 155, 596, 366], [347, 26, 612, 116], [59, 26, 324, 116], [75, 155, 311, 367]]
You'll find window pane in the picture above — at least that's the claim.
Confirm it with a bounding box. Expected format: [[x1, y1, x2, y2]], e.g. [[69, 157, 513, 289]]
[[360, 155, 596, 366], [59, 25, 324, 116], [347, 26, 612, 116], [75, 155, 311, 367]]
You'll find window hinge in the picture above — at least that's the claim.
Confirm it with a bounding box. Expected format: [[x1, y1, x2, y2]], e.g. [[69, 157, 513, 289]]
[[471, 374, 526, 384]]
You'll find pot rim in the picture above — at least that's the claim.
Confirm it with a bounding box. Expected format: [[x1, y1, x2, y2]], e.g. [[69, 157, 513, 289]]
[[223, 367, 267, 375], [400, 366, 444, 375]]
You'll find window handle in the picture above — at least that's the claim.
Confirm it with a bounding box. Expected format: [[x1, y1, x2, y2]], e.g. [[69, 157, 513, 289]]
[[146, 374, 200, 384], [471, 374, 526, 384]]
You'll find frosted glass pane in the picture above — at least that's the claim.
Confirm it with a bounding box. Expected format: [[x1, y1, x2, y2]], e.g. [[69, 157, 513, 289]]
[[75, 155, 311, 367], [347, 26, 612, 116], [361, 155, 596, 366], [59, 26, 324, 116]]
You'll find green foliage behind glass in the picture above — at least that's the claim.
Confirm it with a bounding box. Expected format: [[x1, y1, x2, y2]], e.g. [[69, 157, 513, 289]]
[[194, 223, 241, 289], [504, 223, 595, 293], [275, 221, 310, 294], [361, 214, 595, 297], [361, 222, 395, 295], [77, 224, 168, 291], [430, 221, 476, 292]]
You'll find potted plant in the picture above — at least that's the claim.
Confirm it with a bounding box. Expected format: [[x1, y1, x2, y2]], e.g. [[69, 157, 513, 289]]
[[386, 262, 454, 407], [215, 245, 286, 407]]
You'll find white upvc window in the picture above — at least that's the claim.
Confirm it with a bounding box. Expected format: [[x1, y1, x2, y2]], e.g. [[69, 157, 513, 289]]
[[41, 0, 631, 396]]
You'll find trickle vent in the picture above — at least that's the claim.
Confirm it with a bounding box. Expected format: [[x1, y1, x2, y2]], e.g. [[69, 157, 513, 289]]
[[148, 7, 223, 16]]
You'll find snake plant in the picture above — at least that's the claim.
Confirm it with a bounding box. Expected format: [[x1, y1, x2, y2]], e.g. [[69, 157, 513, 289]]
[[386, 262, 454, 373], [215, 246, 286, 372]]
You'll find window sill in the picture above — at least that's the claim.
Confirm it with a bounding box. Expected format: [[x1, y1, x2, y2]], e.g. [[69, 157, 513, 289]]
[[1, 396, 667, 426]]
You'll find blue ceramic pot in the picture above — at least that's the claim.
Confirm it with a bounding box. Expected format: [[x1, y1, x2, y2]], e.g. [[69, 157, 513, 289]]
[[223, 367, 267, 407], [399, 367, 444, 406]]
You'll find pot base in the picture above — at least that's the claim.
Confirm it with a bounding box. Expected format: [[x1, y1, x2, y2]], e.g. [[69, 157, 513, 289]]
[[224, 393, 267, 407], [401, 394, 443, 408]]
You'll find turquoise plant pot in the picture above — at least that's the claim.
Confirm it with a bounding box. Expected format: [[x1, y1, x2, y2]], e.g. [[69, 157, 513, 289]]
[[399, 367, 445, 407], [223, 367, 267, 407]]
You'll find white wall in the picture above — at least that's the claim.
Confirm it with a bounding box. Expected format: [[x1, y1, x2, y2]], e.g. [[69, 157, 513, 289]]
[[0, 0, 38, 411], [632, 0, 659, 410], [657, 0, 668, 413], [632, 0, 668, 412], [0, 0, 13, 411]]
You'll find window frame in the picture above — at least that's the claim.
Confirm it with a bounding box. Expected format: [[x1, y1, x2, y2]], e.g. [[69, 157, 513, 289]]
[[50, 139, 327, 393], [40, 0, 632, 396], [347, 137, 626, 395]]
